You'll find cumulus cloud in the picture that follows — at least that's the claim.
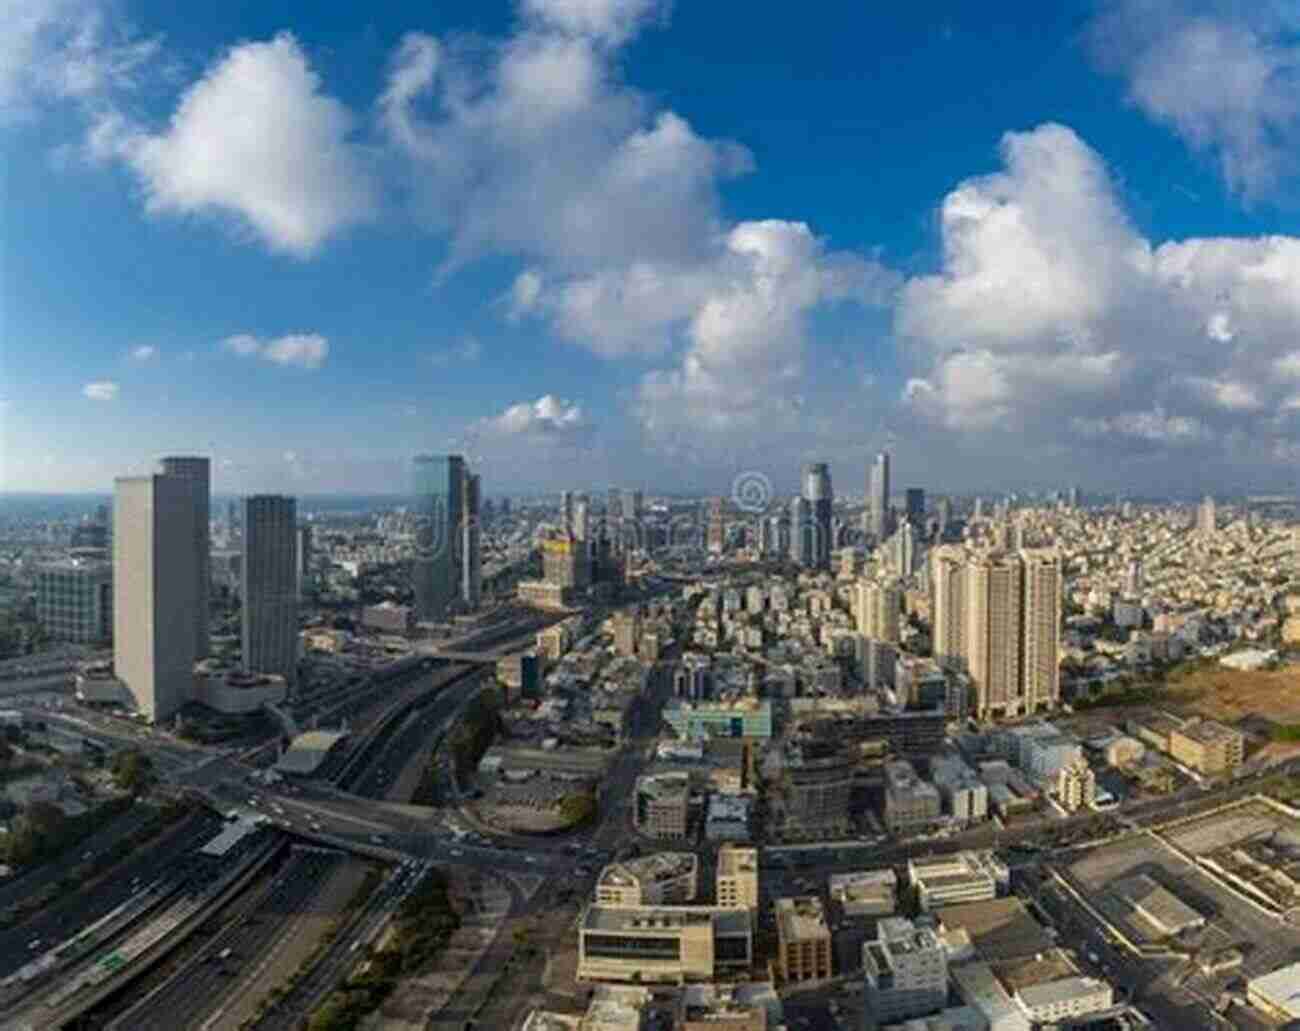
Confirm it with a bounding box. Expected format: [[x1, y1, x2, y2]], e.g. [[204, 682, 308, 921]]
[[519, 0, 668, 45], [221, 332, 329, 369], [475, 394, 588, 437], [897, 121, 1300, 468], [82, 380, 118, 400], [1087, 0, 1300, 199], [129, 344, 157, 360], [89, 33, 375, 256]]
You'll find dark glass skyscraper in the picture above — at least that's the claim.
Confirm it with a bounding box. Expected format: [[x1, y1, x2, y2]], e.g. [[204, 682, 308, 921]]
[[242, 495, 298, 686], [159, 455, 210, 659], [869, 451, 891, 542], [412, 454, 465, 622], [905, 488, 925, 526], [802, 462, 833, 569]]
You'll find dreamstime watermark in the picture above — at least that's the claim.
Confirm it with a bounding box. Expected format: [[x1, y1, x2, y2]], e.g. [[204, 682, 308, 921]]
[[730, 471, 773, 515]]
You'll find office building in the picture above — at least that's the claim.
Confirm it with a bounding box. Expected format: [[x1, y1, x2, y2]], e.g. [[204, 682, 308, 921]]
[[577, 905, 752, 984], [595, 852, 698, 907], [159, 455, 211, 659], [496, 652, 541, 700], [573, 496, 590, 542], [716, 844, 760, 914], [462, 471, 482, 609], [707, 497, 727, 555], [863, 917, 948, 1024], [857, 577, 902, 643], [114, 471, 204, 722], [1197, 494, 1216, 537], [774, 896, 832, 983], [930, 755, 989, 822], [663, 700, 773, 740], [789, 496, 811, 566], [1169, 718, 1244, 775], [613, 609, 639, 658], [908, 851, 1008, 912], [296, 524, 313, 600], [560, 490, 574, 536], [412, 454, 465, 621], [782, 737, 854, 829], [905, 488, 925, 527], [802, 462, 833, 569], [676, 985, 771, 1031], [869, 451, 892, 541], [883, 760, 942, 835], [36, 557, 112, 643], [242, 495, 299, 686], [621, 489, 642, 522], [635, 772, 691, 838], [543, 534, 589, 589]]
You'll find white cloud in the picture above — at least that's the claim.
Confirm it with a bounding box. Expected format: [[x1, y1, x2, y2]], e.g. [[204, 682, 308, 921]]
[[90, 33, 375, 256], [1087, 1, 1300, 199], [82, 380, 118, 400], [221, 332, 328, 369], [0, 0, 158, 120], [519, 0, 666, 45], [429, 336, 481, 365], [475, 394, 588, 437], [897, 121, 1300, 469], [129, 344, 157, 360]]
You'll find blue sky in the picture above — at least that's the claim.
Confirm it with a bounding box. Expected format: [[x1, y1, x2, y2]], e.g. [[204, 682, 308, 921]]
[[4, 0, 1300, 498]]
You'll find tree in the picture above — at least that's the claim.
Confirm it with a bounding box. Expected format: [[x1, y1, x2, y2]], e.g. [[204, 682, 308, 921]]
[[110, 748, 154, 794]]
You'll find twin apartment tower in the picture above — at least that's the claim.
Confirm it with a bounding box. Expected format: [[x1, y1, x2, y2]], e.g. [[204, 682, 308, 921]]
[[114, 457, 298, 723]]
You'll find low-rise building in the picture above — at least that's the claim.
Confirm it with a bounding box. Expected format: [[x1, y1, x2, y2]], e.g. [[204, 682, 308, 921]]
[[929, 755, 988, 823], [1014, 976, 1113, 1023], [829, 870, 897, 918], [664, 700, 773, 741], [862, 917, 948, 1025], [360, 601, 412, 633], [676, 984, 780, 1031], [1248, 960, 1300, 1023], [35, 557, 112, 643], [774, 896, 832, 983], [884, 760, 942, 835], [705, 794, 752, 842], [909, 851, 1008, 913], [595, 852, 699, 907], [577, 905, 752, 984], [1169, 718, 1244, 775]]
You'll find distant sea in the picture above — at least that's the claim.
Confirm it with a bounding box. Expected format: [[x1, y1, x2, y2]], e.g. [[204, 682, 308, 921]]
[[0, 493, 411, 521]]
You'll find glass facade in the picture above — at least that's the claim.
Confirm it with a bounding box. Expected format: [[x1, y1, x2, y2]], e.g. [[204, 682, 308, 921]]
[[412, 454, 464, 621], [36, 562, 112, 643]]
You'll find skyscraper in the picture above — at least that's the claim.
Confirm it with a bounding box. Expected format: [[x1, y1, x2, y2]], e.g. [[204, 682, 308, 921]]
[[905, 488, 925, 526], [707, 497, 726, 555], [242, 495, 299, 686], [936, 497, 951, 538], [412, 454, 465, 622], [560, 490, 574, 536], [573, 496, 590, 542], [1197, 495, 1217, 537], [856, 578, 902, 643], [114, 471, 203, 722], [159, 456, 210, 659], [296, 524, 313, 600], [930, 546, 1062, 719], [462, 472, 482, 609], [621, 488, 643, 522], [869, 452, 891, 541], [789, 496, 811, 567], [803, 462, 833, 569]]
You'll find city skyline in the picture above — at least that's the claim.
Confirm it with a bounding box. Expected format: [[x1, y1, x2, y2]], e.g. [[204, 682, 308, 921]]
[[6, 2, 1300, 496]]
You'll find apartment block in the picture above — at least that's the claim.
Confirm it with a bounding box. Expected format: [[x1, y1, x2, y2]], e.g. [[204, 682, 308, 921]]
[[716, 844, 760, 914], [595, 852, 698, 907], [634, 772, 691, 839], [1169, 719, 1245, 775], [862, 916, 948, 1024], [775, 896, 833, 983], [884, 760, 942, 836]]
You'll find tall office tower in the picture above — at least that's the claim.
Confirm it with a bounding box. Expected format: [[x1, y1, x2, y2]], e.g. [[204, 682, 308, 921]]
[[972, 497, 983, 521], [886, 521, 917, 578], [560, 490, 574, 536], [1121, 500, 1134, 520], [1197, 495, 1217, 537], [159, 456, 211, 660], [242, 495, 299, 686], [789, 496, 812, 566], [114, 472, 203, 722], [1020, 548, 1062, 710], [573, 497, 590, 542], [768, 513, 786, 557], [606, 487, 623, 553], [462, 471, 482, 609], [929, 545, 965, 667], [856, 578, 902, 643], [295, 524, 313, 600], [706, 497, 726, 554], [412, 454, 466, 622], [1067, 485, 1080, 509], [803, 462, 833, 569], [756, 517, 773, 556], [869, 452, 891, 541], [963, 552, 1024, 719], [936, 497, 951, 537], [905, 488, 925, 526], [621, 488, 642, 522]]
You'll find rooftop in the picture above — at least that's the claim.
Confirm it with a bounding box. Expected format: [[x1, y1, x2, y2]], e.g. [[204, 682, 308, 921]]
[[599, 851, 697, 888], [775, 896, 830, 941], [1016, 975, 1109, 1009], [583, 905, 750, 936], [717, 845, 758, 877], [1248, 960, 1300, 1017], [1174, 718, 1242, 744], [275, 730, 349, 775], [935, 898, 1054, 961]]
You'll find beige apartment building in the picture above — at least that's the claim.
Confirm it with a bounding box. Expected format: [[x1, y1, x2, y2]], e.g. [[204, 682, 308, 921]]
[[634, 773, 691, 839], [856, 577, 902, 643], [1169, 719, 1245, 775], [774, 896, 832, 983], [716, 844, 760, 914]]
